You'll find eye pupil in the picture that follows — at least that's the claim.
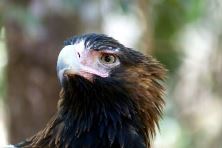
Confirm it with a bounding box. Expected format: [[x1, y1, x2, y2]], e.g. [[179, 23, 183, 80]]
[[104, 55, 111, 62]]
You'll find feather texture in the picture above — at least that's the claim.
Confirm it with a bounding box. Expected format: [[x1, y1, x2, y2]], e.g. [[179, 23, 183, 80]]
[[14, 33, 166, 148]]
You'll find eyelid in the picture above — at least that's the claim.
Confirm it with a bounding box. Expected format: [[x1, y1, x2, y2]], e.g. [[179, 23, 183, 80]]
[[99, 51, 120, 60], [100, 52, 115, 57], [91, 48, 120, 56], [98, 49, 120, 54]]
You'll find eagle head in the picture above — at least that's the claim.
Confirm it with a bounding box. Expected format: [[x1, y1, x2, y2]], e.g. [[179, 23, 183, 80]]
[[56, 33, 166, 147], [16, 33, 166, 148]]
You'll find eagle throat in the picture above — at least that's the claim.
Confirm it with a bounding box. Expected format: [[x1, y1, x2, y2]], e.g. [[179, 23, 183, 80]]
[[56, 76, 147, 148]]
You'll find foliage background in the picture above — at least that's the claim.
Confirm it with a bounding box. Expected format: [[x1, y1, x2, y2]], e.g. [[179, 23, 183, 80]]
[[0, 0, 222, 147]]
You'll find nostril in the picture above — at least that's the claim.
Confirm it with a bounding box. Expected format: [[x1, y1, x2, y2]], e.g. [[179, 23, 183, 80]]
[[77, 52, 80, 58]]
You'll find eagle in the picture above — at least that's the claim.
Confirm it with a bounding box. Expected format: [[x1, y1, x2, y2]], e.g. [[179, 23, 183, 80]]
[[13, 33, 166, 148]]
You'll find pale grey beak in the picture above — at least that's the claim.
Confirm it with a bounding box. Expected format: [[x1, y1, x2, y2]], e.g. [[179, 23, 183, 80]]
[[57, 45, 81, 85]]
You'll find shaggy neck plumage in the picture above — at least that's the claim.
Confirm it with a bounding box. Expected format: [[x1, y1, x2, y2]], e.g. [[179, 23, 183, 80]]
[[56, 76, 146, 148]]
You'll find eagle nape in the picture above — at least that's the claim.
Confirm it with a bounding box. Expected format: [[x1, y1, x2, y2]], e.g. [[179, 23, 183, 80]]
[[13, 33, 166, 148]]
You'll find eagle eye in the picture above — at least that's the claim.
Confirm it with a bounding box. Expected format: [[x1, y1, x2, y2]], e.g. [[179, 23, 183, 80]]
[[100, 54, 117, 64]]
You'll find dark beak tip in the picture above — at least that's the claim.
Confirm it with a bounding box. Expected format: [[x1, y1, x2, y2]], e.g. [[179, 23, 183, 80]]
[[64, 69, 77, 77]]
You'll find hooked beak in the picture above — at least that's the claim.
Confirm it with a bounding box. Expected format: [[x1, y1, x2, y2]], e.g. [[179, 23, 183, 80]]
[[57, 45, 83, 84], [63, 69, 77, 77], [57, 44, 94, 84]]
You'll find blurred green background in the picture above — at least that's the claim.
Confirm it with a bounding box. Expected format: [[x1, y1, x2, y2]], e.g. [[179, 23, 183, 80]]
[[0, 0, 222, 148]]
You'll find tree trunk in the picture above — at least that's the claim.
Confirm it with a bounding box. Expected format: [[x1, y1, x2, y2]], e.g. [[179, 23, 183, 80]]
[[4, 1, 101, 144]]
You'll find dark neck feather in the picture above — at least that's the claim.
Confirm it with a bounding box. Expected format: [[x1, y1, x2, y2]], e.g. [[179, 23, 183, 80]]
[[56, 76, 146, 148], [15, 76, 148, 148]]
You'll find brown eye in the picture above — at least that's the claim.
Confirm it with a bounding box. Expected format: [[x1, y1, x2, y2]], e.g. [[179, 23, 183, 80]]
[[100, 54, 117, 64]]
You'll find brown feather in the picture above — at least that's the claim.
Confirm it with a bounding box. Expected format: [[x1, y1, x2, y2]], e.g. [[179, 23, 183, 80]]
[[15, 34, 166, 148]]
